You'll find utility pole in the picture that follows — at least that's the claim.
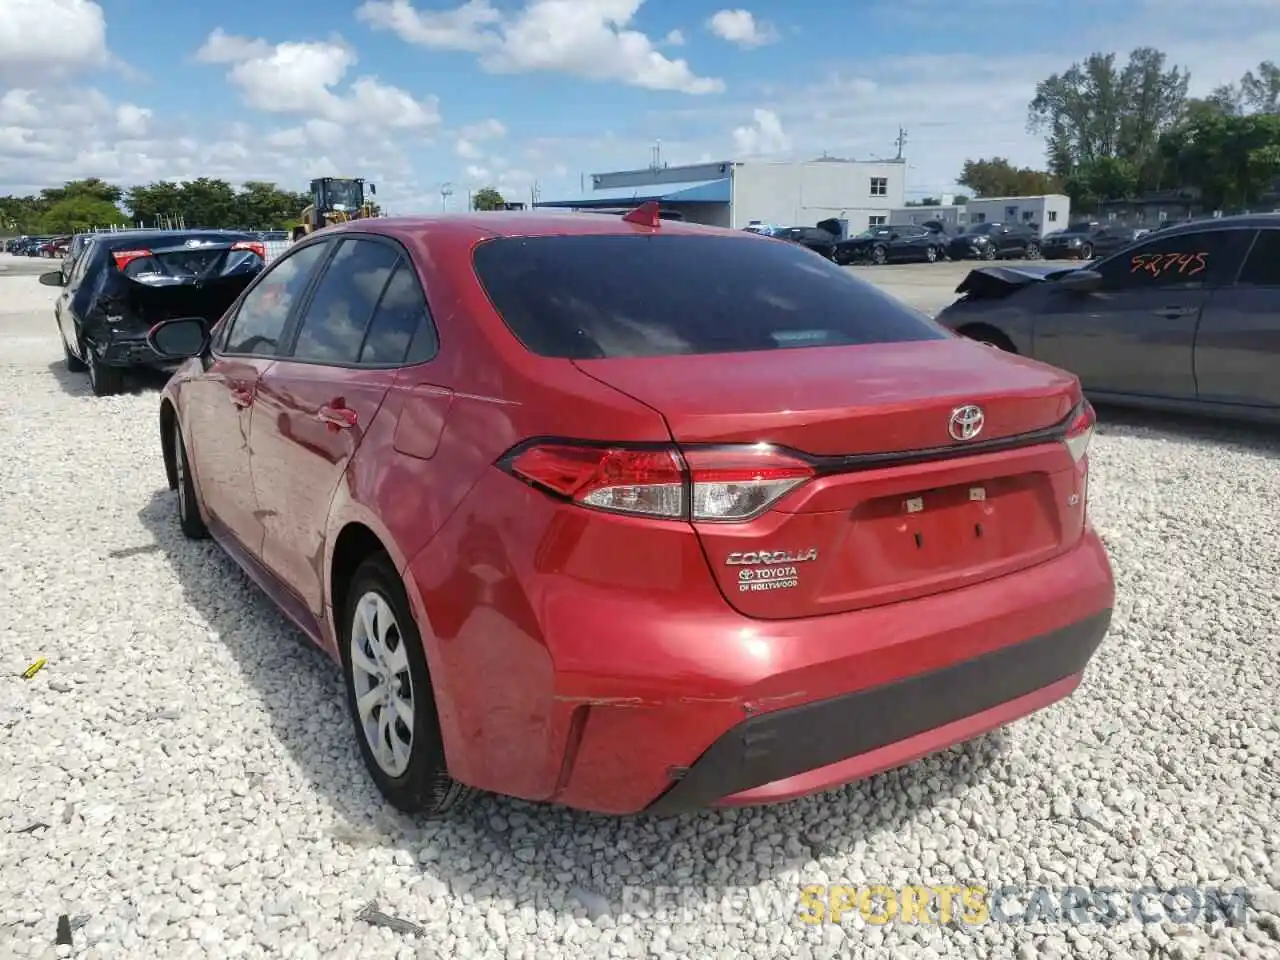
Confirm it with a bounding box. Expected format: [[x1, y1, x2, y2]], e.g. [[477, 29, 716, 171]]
[[440, 182, 454, 211], [894, 127, 908, 160]]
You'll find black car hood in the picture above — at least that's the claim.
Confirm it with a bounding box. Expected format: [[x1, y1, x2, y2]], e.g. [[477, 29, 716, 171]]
[[954, 263, 1080, 298]]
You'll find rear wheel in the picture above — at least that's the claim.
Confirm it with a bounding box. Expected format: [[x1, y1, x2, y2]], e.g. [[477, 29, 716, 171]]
[[924, 245, 939, 263], [84, 339, 124, 396], [340, 554, 473, 816], [1026, 241, 1041, 259], [61, 331, 86, 372]]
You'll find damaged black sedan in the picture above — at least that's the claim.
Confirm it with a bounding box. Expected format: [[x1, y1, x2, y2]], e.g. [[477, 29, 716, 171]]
[[934, 215, 1280, 421], [42, 230, 268, 396]]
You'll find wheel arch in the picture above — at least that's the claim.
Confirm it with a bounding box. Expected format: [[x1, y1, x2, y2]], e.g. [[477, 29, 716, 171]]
[[954, 322, 1018, 354]]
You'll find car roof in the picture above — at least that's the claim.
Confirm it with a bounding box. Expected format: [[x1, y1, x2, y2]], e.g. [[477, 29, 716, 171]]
[[1144, 213, 1280, 239], [319, 211, 754, 244]]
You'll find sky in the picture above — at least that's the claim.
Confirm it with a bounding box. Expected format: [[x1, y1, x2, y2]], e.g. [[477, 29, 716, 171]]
[[1, 0, 1277, 213]]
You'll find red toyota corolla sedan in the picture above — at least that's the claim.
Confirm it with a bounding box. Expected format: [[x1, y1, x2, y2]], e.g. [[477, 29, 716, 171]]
[[147, 206, 1114, 816]]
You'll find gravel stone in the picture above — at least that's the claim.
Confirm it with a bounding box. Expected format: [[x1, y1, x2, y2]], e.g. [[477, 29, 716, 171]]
[[2, 262, 1278, 959]]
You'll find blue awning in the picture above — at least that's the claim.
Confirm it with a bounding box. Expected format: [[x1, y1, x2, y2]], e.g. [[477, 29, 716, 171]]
[[535, 177, 730, 208]]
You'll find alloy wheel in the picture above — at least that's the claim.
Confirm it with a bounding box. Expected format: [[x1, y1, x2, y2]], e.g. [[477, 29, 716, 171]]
[[349, 591, 416, 777]]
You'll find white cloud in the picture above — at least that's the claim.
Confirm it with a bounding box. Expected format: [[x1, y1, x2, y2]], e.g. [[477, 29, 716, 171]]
[[459, 118, 507, 141], [706, 10, 778, 49], [455, 139, 483, 159], [732, 108, 790, 156], [0, 0, 109, 75], [356, 0, 724, 94], [114, 104, 152, 138], [195, 29, 440, 130], [664, 29, 685, 46]]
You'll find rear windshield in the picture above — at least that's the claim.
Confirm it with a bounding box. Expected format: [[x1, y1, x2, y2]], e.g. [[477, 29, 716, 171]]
[[471, 234, 947, 359], [119, 240, 262, 284]]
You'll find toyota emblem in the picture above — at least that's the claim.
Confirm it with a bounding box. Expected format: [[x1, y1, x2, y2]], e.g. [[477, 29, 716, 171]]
[[948, 404, 985, 441]]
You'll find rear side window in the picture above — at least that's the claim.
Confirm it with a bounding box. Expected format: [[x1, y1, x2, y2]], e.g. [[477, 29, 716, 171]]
[[1237, 230, 1280, 287], [360, 261, 436, 364], [471, 234, 946, 359], [290, 239, 400, 363]]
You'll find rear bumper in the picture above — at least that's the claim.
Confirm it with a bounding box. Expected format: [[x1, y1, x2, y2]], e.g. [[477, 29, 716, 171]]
[[93, 332, 165, 368], [406, 469, 1116, 815], [645, 609, 1107, 813]]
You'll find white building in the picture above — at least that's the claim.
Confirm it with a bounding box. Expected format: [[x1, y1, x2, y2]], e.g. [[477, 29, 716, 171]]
[[889, 194, 1072, 236], [536, 159, 908, 235]]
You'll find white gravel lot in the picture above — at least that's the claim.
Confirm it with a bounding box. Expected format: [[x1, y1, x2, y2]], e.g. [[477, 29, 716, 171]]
[[1, 255, 1279, 960]]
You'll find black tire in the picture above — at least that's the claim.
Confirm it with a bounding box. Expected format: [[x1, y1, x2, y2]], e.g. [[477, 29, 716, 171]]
[[84, 339, 124, 396], [924, 245, 938, 263], [171, 421, 208, 540], [1026, 241, 1041, 260], [981, 245, 997, 260], [1080, 243, 1094, 261], [62, 332, 86, 372], [870, 245, 888, 265], [340, 553, 473, 816]]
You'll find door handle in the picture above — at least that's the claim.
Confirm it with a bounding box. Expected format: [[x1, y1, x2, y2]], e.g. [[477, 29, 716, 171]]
[[229, 387, 253, 408], [317, 403, 358, 430]]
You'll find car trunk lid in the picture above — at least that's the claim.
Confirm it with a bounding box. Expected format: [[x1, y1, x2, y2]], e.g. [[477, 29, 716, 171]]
[[573, 339, 1092, 619]]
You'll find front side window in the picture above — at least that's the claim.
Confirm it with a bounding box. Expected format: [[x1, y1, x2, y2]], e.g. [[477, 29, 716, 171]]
[[222, 241, 331, 357], [1093, 229, 1255, 290]]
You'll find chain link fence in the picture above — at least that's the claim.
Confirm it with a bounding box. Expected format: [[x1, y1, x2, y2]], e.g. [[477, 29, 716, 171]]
[[262, 239, 292, 264]]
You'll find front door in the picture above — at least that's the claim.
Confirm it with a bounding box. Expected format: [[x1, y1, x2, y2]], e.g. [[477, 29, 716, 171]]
[[189, 238, 335, 555], [183, 357, 273, 553], [1031, 227, 1255, 399], [250, 236, 408, 618]]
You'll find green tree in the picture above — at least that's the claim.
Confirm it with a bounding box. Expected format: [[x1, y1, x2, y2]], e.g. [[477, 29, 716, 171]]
[[957, 158, 1060, 197], [1028, 47, 1189, 189], [472, 186, 506, 211], [40, 178, 123, 206], [37, 196, 128, 233], [1158, 113, 1280, 209]]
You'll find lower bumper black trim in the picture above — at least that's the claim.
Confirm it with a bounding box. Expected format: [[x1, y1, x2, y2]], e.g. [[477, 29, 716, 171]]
[[644, 609, 1111, 814]]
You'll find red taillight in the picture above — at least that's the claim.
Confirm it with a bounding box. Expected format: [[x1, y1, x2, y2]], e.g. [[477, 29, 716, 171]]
[[504, 442, 814, 521], [232, 241, 266, 259], [1064, 399, 1096, 464], [112, 249, 152, 270], [682, 445, 814, 521]]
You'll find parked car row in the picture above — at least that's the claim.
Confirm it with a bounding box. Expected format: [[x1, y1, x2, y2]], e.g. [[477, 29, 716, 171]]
[[6, 235, 71, 257], [758, 219, 1152, 268], [31, 203, 1113, 819]]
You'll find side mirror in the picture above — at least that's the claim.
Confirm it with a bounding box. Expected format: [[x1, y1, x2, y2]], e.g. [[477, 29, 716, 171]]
[[147, 317, 210, 359], [39, 270, 64, 287], [1058, 269, 1103, 293]]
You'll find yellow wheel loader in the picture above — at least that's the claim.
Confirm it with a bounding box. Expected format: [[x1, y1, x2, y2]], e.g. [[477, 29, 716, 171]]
[[291, 177, 378, 241]]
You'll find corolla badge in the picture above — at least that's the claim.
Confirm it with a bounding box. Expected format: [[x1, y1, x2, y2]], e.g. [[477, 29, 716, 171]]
[[948, 404, 985, 441], [725, 548, 818, 566]]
